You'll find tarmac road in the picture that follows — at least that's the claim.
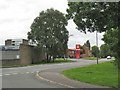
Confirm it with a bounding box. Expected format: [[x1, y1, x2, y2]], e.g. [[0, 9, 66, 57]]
[[1, 58, 111, 88]]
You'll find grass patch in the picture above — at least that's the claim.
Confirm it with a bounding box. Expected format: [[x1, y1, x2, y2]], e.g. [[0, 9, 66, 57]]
[[63, 61, 119, 88], [2, 58, 74, 68]]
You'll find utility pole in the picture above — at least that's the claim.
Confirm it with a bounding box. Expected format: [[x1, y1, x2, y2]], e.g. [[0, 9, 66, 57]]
[[96, 31, 99, 64]]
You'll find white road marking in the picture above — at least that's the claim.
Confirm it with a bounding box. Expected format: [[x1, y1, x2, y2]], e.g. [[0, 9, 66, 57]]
[[31, 72, 34, 73], [26, 72, 30, 74], [0, 75, 2, 77], [4, 74, 11, 76], [36, 71, 74, 88]]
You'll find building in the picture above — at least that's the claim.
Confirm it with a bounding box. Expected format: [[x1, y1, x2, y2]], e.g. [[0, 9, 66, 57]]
[[81, 44, 91, 58], [5, 39, 29, 50], [1, 39, 46, 66], [68, 49, 76, 58], [68, 43, 91, 58]]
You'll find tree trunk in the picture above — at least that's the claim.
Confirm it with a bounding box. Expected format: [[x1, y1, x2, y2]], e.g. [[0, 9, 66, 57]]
[[53, 56, 55, 62], [46, 54, 50, 63]]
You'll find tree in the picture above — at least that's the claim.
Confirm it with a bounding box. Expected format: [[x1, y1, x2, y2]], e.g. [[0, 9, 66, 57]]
[[66, 2, 119, 68], [91, 46, 99, 57], [28, 8, 69, 62], [102, 29, 119, 65], [66, 2, 118, 33], [100, 44, 112, 58], [86, 40, 91, 50]]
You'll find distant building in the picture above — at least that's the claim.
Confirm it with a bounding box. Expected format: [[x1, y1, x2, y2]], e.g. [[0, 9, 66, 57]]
[[68, 43, 92, 58], [5, 39, 29, 50], [5, 39, 28, 46], [68, 49, 76, 58], [1, 39, 46, 66]]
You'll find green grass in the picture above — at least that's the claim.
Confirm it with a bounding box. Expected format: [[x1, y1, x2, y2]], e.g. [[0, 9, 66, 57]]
[[63, 61, 119, 88], [2, 59, 74, 68]]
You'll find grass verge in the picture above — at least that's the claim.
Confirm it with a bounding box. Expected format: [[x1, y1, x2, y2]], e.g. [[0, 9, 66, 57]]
[[63, 61, 119, 88]]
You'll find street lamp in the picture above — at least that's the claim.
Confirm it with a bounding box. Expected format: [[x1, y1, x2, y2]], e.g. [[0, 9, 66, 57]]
[[96, 31, 99, 64]]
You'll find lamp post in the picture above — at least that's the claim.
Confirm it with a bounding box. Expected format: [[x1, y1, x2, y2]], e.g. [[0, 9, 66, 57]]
[[96, 31, 99, 64]]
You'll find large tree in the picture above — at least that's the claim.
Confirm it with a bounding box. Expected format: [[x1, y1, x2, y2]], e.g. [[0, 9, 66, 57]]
[[66, 2, 119, 68], [102, 29, 118, 63], [28, 8, 69, 62], [66, 2, 118, 33]]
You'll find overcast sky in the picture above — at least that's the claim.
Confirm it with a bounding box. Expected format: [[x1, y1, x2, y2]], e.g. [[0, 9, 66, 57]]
[[0, 0, 104, 48]]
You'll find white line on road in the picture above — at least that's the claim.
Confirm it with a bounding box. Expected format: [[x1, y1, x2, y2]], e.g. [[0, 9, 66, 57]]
[[26, 72, 30, 74], [31, 72, 34, 73], [36, 71, 74, 88], [4, 74, 11, 76]]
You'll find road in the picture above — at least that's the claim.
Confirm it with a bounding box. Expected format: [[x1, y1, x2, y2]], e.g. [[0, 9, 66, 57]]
[[1, 58, 111, 88]]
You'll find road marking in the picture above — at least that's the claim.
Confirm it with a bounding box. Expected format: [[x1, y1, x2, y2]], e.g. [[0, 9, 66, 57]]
[[12, 73, 18, 75], [26, 72, 30, 74], [0, 75, 2, 77], [36, 71, 74, 88], [4, 74, 11, 76], [31, 72, 34, 73]]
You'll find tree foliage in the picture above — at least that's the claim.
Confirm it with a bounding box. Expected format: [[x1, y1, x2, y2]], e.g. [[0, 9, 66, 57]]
[[102, 29, 119, 67], [86, 40, 91, 50], [66, 2, 119, 68], [100, 44, 112, 58], [102, 29, 118, 54], [91, 46, 99, 57], [66, 2, 118, 33], [28, 8, 69, 62]]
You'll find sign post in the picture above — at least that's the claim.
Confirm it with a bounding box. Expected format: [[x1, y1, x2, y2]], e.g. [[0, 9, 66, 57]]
[[76, 44, 80, 59]]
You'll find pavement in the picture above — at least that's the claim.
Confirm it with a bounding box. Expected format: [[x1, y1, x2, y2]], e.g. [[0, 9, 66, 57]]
[[1, 58, 112, 88], [36, 59, 111, 88]]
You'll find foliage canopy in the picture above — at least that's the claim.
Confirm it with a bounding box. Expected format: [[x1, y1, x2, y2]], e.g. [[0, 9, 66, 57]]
[[28, 8, 69, 62]]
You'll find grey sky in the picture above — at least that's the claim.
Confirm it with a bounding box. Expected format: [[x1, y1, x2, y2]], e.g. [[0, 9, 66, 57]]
[[0, 0, 104, 48]]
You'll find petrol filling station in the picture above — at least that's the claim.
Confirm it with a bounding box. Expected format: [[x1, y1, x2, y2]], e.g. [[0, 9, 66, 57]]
[[76, 44, 80, 59]]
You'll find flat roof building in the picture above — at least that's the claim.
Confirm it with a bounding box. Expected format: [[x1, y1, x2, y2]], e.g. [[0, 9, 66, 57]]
[[5, 39, 29, 50]]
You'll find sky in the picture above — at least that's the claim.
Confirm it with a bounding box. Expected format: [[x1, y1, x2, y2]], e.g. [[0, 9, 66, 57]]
[[0, 0, 104, 48]]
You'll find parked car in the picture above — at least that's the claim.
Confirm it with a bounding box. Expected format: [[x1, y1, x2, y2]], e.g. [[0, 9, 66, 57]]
[[107, 56, 111, 59]]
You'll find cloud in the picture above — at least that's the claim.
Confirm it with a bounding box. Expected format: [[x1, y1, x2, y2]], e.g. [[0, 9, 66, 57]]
[[67, 20, 105, 48], [0, 0, 104, 48]]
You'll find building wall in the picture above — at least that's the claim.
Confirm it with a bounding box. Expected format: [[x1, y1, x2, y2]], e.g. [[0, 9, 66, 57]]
[[1, 50, 20, 65], [2, 43, 46, 66], [2, 59, 20, 66], [81, 45, 91, 58], [0, 51, 2, 66], [20, 44, 46, 65], [23, 39, 29, 45], [2, 50, 20, 60], [68, 49, 76, 58], [20, 44, 33, 65], [5, 39, 28, 46], [5, 39, 12, 46], [32, 47, 46, 63]]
